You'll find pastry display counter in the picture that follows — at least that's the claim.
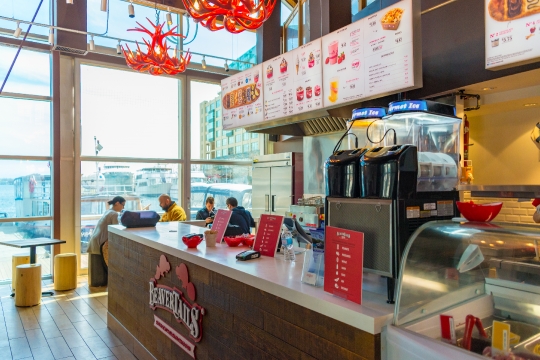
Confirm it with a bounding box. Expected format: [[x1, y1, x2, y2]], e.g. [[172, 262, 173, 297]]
[[106, 222, 394, 360], [383, 220, 540, 360]]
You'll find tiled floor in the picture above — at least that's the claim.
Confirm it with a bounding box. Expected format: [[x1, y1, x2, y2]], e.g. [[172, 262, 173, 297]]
[[0, 276, 137, 360]]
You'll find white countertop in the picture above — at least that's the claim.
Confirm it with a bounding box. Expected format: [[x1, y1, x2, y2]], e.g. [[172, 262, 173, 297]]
[[109, 222, 395, 334]]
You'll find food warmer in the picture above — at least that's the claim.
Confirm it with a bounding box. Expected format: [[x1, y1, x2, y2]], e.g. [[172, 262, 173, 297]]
[[383, 220, 540, 360]]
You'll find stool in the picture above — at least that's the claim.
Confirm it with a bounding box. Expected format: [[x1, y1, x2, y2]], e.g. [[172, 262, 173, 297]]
[[53, 253, 77, 291], [12, 254, 30, 291], [15, 264, 41, 307]]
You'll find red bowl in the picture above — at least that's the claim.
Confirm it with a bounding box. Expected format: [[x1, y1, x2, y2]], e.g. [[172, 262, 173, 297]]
[[456, 201, 503, 222], [242, 236, 255, 247], [182, 235, 203, 248], [224, 236, 243, 247]]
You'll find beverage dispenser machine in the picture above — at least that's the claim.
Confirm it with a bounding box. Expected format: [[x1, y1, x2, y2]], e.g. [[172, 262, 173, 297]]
[[326, 101, 461, 303]]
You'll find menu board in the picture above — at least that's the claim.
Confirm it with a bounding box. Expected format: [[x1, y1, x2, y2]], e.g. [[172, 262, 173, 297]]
[[485, 0, 540, 70], [290, 39, 324, 115], [222, 63, 264, 130], [262, 53, 295, 120], [362, 0, 415, 97], [322, 20, 366, 107], [253, 214, 284, 257], [323, 226, 364, 305], [211, 209, 232, 244]]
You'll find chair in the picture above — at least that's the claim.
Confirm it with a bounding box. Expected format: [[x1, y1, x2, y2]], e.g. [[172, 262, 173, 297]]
[[15, 264, 41, 307], [53, 253, 77, 291], [12, 254, 30, 291]]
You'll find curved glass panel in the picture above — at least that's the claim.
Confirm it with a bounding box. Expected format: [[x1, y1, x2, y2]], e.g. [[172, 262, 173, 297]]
[[395, 220, 540, 326]]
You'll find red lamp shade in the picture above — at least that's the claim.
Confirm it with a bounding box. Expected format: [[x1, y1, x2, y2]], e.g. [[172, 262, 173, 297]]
[[181, 0, 277, 33], [122, 18, 191, 76]]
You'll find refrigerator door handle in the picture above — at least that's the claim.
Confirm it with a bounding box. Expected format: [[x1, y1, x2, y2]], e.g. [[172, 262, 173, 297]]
[[271, 195, 276, 212], [265, 194, 269, 212]]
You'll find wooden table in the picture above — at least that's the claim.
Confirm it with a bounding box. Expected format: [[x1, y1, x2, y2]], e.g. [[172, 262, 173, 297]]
[[0, 238, 66, 296]]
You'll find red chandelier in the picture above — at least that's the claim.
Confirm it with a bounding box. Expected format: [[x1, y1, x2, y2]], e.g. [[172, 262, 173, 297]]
[[181, 0, 277, 34], [122, 18, 191, 76]]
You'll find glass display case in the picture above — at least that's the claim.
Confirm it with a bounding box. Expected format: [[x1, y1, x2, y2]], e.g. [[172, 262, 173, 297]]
[[384, 220, 540, 360]]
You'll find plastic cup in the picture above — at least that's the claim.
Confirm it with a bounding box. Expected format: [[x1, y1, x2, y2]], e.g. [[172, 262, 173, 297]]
[[205, 233, 217, 247], [328, 41, 338, 64]]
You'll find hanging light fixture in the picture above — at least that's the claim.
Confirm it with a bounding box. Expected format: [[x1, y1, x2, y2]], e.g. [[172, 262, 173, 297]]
[[13, 22, 22, 38], [101, 0, 107, 11], [116, 40, 122, 54], [122, 18, 191, 76], [224, 60, 229, 72], [48, 27, 54, 44], [89, 35, 95, 50], [128, 1, 135, 18], [67, 0, 74, 4], [166, 8, 173, 26], [180, 0, 277, 33], [201, 56, 206, 69]]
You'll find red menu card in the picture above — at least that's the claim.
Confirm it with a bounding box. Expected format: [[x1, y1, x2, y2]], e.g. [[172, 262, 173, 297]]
[[212, 209, 232, 244], [324, 226, 364, 305], [253, 214, 284, 257]]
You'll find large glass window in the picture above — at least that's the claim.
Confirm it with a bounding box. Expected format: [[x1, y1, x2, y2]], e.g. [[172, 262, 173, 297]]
[[0, 46, 52, 283], [79, 64, 182, 268], [81, 65, 179, 158]]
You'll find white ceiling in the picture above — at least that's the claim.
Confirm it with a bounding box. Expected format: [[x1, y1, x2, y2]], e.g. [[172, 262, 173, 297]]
[[459, 68, 540, 118]]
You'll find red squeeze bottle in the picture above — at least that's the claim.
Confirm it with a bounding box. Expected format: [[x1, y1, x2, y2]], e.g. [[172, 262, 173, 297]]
[[475, 318, 488, 338], [462, 315, 476, 350]]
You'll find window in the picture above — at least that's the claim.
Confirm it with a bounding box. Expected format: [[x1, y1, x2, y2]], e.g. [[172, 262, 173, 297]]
[[80, 64, 182, 269], [229, 137, 235, 145], [0, 46, 52, 282], [251, 142, 259, 151], [235, 145, 241, 154], [252, 133, 258, 139], [81, 66, 179, 158], [216, 150, 222, 157], [243, 133, 250, 141], [236, 134, 242, 142], [243, 144, 249, 153], [0, 1, 51, 40]]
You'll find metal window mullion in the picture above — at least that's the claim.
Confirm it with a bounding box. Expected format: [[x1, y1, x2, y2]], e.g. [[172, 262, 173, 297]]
[[0, 155, 52, 161], [0, 216, 53, 223], [80, 156, 186, 164], [0, 92, 52, 101]]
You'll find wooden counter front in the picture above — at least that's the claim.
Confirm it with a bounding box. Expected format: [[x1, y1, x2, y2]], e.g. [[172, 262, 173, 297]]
[[107, 223, 393, 360]]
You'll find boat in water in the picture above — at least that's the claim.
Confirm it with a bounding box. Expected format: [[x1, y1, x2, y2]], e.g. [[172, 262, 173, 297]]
[[135, 167, 176, 196], [102, 164, 134, 193]]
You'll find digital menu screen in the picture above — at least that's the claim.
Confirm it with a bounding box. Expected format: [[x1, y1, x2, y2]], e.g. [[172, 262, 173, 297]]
[[222, 63, 264, 130], [262, 52, 295, 121], [290, 39, 324, 115], [485, 0, 540, 70]]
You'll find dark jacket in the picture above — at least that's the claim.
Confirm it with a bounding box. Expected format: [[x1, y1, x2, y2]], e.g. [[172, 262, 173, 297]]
[[196, 207, 215, 221], [225, 206, 255, 236]]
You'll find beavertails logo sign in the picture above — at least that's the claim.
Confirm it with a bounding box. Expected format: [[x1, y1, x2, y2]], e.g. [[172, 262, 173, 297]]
[[149, 255, 205, 359]]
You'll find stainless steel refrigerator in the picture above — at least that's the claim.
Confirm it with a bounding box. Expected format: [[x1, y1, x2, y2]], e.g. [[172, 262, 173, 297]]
[[252, 152, 304, 219]]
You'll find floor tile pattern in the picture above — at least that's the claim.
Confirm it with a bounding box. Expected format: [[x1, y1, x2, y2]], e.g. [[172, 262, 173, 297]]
[[0, 277, 137, 360]]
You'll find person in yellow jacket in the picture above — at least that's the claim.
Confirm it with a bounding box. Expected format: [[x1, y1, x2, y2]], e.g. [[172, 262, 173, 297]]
[[158, 194, 187, 222]]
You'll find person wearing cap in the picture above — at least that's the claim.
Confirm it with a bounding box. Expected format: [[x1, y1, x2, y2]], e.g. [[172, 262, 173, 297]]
[[158, 194, 187, 222], [87, 196, 125, 286]]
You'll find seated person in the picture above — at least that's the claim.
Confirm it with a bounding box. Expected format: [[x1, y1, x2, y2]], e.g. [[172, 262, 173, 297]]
[[158, 194, 186, 222], [196, 196, 216, 225], [224, 197, 255, 237]]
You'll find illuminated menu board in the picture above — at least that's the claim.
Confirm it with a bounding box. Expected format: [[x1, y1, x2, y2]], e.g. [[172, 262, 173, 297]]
[[290, 38, 324, 115], [321, 20, 366, 107], [221, 0, 421, 130], [222, 63, 264, 130], [262, 52, 295, 121], [485, 0, 540, 70]]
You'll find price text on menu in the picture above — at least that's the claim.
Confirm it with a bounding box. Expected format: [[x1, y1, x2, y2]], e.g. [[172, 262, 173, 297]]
[[253, 214, 284, 257], [323, 226, 364, 305], [484, 0, 540, 70]]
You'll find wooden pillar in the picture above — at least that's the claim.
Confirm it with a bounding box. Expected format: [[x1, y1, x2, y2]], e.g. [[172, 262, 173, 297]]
[[256, 2, 282, 63]]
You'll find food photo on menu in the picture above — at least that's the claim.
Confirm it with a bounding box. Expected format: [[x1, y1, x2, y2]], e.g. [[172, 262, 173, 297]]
[[380, 7, 404, 30]]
